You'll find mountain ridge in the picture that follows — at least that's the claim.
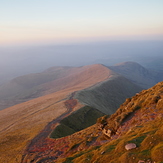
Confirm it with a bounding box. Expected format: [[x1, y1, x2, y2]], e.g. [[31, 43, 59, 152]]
[[1, 61, 162, 111], [0, 64, 111, 110], [0, 62, 163, 163]]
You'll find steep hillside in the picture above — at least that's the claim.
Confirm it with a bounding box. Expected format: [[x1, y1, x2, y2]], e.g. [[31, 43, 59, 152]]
[[51, 81, 163, 163], [109, 61, 163, 89], [75, 75, 142, 114], [20, 81, 163, 163]]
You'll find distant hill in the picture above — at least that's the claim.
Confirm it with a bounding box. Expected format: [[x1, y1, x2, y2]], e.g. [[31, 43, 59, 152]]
[[1, 61, 160, 111], [0, 64, 111, 110], [0, 62, 146, 111], [109, 61, 163, 89], [0, 66, 74, 99]]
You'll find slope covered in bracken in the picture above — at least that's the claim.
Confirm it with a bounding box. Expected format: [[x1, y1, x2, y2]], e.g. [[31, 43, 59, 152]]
[[36, 81, 163, 163]]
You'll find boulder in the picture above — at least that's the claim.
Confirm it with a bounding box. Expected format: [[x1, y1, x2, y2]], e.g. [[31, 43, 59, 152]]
[[138, 161, 145, 163], [125, 143, 136, 150]]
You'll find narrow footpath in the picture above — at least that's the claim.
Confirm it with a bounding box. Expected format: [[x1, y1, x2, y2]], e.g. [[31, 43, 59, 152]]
[[21, 92, 77, 163]]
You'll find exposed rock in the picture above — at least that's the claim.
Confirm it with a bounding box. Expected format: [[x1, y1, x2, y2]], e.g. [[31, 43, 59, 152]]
[[138, 161, 145, 163], [125, 143, 137, 150], [101, 151, 105, 155], [102, 128, 113, 138], [97, 123, 105, 130]]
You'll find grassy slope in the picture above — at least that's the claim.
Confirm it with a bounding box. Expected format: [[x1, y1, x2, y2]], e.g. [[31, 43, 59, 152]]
[[50, 106, 105, 138], [0, 64, 112, 163], [58, 81, 163, 163], [75, 75, 142, 114], [0, 67, 73, 98]]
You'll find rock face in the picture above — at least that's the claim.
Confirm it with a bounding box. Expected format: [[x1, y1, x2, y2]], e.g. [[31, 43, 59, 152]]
[[125, 143, 137, 150], [102, 128, 113, 138]]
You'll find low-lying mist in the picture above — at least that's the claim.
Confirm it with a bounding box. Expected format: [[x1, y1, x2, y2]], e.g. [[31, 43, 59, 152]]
[[0, 40, 163, 85]]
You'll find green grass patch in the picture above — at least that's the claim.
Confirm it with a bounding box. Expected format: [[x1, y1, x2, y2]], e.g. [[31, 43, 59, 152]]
[[50, 106, 105, 138], [63, 151, 86, 163], [105, 145, 116, 153], [128, 135, 146, 147]]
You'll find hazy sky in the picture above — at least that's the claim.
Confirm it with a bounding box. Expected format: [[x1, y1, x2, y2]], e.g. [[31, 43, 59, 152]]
[[1, 0, 163, 45]]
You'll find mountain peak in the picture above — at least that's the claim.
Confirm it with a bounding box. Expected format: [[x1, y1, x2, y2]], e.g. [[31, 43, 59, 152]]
[[109, 61, 158, 89]]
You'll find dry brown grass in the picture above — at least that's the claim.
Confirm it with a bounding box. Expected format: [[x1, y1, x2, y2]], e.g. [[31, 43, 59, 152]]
[[0, 64, 114, 163]]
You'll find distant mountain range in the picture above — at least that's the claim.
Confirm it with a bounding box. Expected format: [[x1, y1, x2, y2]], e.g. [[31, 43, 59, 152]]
[[0, 61, 163, 111], [0, 61, 163, 163]]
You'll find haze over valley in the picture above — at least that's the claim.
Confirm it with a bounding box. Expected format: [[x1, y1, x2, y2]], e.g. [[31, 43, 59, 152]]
[[0, 0, 163, 163], [0, 40, 163, 85]]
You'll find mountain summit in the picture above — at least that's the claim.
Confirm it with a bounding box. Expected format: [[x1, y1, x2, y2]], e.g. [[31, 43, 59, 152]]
[[109, 61, 163, 89]]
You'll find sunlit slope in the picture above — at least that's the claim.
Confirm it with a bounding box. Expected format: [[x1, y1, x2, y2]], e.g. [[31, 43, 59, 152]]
[[0, 64, 111, 110], [0, 64, 114, 163], [0, 66, 73, 98]]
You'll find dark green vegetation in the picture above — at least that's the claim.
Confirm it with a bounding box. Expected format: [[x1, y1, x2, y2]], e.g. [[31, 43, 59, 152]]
[[50, 106, 105, 138], [75, 75, 142, 114]]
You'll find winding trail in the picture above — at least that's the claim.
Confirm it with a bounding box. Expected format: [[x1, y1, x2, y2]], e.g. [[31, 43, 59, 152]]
[[21, 92, 77, 163]]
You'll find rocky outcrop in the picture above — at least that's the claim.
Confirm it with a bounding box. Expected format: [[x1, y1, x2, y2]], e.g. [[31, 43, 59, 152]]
[[102, 128, 113, 138]]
